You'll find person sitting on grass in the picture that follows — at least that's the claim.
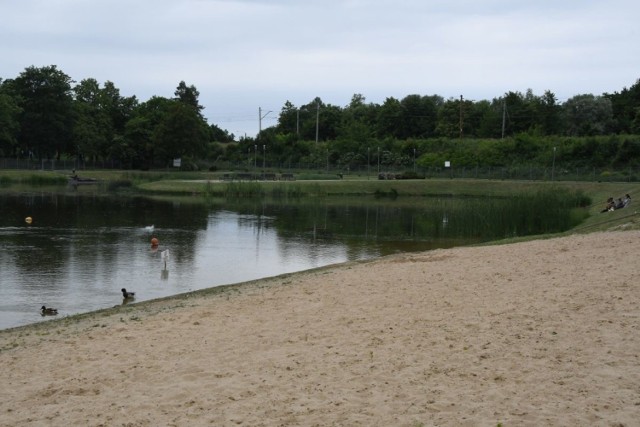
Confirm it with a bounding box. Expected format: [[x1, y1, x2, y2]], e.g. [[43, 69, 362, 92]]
[[601, 197, 615, 213]]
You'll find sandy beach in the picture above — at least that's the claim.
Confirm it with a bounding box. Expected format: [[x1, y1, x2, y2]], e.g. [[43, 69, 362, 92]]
[[1, 231, 639, 426]]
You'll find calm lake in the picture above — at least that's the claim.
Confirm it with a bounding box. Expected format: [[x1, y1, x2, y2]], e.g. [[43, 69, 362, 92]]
[[0, 186, 578, 330]]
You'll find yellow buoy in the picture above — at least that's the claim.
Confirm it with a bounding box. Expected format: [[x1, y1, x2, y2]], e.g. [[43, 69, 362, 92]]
[[25, 217, 33, 224], [151, 237, 159, 247]]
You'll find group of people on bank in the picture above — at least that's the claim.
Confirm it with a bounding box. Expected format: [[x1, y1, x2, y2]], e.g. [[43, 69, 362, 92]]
[[601, 194, 631, 213]]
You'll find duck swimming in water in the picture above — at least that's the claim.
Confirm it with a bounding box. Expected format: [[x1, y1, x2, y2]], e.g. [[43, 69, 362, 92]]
[[121, 288, 136, 299], [41, 305, 58, 315]]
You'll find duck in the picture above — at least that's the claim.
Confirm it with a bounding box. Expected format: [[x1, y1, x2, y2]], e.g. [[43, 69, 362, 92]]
[[121, 288, 136, 299], [41, 305, 58, 315]]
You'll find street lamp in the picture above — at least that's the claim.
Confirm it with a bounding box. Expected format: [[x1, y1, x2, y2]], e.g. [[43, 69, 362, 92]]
[[367, 147, 370, 180], [413, 148, 416, 172], [254, 144, 257, 169], [551, 146, 557, 181], [263, 144, 266, 170], [377, 147, 380, 174]]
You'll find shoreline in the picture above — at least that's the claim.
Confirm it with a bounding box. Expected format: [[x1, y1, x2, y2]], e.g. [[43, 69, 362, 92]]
[[2, 230, 639, 426], [0, 257, 372, 335]]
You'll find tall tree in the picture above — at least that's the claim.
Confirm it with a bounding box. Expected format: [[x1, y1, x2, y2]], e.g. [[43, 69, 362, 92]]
[[276, 100, 299, 136], [12, 65, 74, 158], [398, 94, 439, 139], [73, 78, 112, 162], [174, 81, 203, 117], [536, 90, 562, 135], [474, 99, 502, 138], [152, 101, 208, 164], [124, 96, 175, 167], [0, 79, 22, 156], [376, 97, 402, 138], [340, 94, 376, 145], [605, 78, 640, 134], [435, 97, 468, 138], [101, 81, 138, 136], [562, 94, 613, 136], [501, 91, 532, 136]]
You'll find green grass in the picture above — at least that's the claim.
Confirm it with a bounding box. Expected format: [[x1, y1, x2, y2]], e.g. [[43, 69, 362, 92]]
[[2, 169, 638, 232], [0, 170, 68, 185]]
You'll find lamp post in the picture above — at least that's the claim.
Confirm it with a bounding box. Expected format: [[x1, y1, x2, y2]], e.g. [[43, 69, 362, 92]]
[[254, 144, 257, 169], [367, 147, 370, 180], [413, 148, 416, 172], [315, 101, 319, 144], [551, 146, 557, 181], [262, 144, 266, 170], [377, 147, 380, 174]]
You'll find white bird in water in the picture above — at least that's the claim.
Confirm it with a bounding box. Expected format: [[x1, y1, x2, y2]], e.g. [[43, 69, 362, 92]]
[[144, 225, 155, 232]]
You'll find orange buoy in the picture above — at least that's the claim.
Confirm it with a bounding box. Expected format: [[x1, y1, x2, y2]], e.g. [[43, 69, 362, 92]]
[[151, 237, 159, 247]]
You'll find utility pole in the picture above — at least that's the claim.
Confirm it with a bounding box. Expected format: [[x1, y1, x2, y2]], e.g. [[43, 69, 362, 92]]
[[501, 99, 506, 139], [259, 107, 272, 137], [459, 95, 464, 139], [315, 102, 320, 144]]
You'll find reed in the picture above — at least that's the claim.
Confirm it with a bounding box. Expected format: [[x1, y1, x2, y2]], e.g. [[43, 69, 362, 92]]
[[222, 182, 264, 198], [426, 188, 590, 239]]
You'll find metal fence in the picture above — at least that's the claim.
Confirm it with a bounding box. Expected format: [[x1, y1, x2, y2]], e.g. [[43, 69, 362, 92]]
[[2, 157, 638, 183], [0, 158, 125, 171]]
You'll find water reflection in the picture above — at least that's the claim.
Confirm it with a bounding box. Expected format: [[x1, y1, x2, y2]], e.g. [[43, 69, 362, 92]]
[[0, 189, 579, 330], [1, 193, 391, 330]]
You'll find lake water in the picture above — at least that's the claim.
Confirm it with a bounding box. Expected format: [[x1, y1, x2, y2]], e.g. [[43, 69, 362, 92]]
[[0, 189, 473, 330], [0, 186, 578, 330]]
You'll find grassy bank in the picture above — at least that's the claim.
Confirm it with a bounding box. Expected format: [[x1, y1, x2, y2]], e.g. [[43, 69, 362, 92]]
[[2, 169, 638, 232]]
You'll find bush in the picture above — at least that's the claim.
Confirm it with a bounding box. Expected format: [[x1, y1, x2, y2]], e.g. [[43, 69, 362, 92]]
[[396, 171, 424, 179]]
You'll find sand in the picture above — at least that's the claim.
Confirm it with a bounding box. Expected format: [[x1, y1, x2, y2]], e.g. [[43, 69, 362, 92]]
[[1, 231, 639, 426]]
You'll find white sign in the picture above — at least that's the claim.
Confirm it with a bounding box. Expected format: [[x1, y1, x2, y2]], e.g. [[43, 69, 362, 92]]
[[173, 158, 182, 167], [444, 161, 451, 168]]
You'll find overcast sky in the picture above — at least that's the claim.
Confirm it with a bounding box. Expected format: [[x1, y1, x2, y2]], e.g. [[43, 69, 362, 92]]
[[1, 0, 639, 138]]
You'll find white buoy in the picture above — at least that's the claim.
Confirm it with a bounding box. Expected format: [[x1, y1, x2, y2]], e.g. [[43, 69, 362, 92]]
[[161, 249, 170, 280], [161, 249, 170, 269]]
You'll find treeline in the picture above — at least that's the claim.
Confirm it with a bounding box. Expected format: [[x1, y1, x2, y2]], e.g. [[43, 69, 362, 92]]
[[0, 65, 639, 172]]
